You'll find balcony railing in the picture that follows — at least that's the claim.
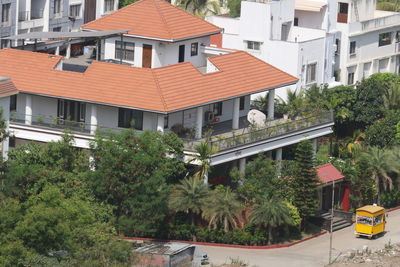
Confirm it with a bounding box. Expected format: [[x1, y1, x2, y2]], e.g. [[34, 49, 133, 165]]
[[19, 11, 30, 22], [183, 111, 334, 152]]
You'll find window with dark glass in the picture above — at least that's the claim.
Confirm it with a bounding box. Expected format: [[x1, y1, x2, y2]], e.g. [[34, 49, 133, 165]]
[[294, 17, 299, 26], [306, 63, 316, 83], [69, 4, 81, 17], [1, 4, 11, 25], [10, 95, 17, 112], [164, 115, 169, 129], [379, 32, 392, 47], [54, 0, 61, 15], [118, 108, 143, 130], [349, 41, 356, 55], [247, 41, 261, 50], [213, 102, 223, 116], [347, 72, 354, 85], [191, 42, 198, 56], [53, 27, 61, 32], [115, 41, 135, 61], [396, 31, 400, 43], [239, 96, 245, 110], [57, 99, 86, 122]]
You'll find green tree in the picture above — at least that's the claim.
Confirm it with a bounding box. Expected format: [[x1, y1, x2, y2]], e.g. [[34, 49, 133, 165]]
[[175, 0, 221, 18], [377, 0, 400, 12], [383, 80, 400, 110], [227, 0, 241, 17], [250, 195, 293, 244], [88, 129, 185, 236], [169, 176, 209, 237], [365, 110, 400, 148], [292, 140, 319, 225], [358, 147, 400, 203], [203, 186, 244, 232], [119, 0, 139, 8], [191, 140, 218, 183]]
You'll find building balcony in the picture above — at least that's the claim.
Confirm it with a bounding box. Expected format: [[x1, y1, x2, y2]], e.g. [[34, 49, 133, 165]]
[[19, 11, 30, 22], [183, 111, 334, 153], [31, 9, 44, 20]]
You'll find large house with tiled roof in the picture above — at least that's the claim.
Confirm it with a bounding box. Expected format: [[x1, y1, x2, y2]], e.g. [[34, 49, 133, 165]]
[[0, 48, 334, 182], [81, 0, 223, 68]]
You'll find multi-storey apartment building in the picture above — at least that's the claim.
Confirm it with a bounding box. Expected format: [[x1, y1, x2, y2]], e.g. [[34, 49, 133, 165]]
[[0, 0, 118, 48], [206, 0, 400, 99]]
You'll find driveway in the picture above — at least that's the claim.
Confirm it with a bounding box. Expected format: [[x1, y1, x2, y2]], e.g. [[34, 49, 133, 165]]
[[200, 209, 400, 267]]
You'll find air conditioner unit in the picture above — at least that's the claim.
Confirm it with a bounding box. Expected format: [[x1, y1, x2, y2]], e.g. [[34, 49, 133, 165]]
[[205, 111, 214, 123]]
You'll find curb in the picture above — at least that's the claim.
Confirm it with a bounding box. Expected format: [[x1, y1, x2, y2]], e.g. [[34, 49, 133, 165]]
[[119, 230, 328, 250]]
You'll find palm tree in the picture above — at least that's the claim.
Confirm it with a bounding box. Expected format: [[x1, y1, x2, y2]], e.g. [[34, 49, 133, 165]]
[[175, 0, 221, 18], [191, 141, 218, 184], [358, 147, 400, 203], [383, 82, 400, 110], [250, 196, 293, 245], [203, 187, 244, 232], [169, 176, 210, 240]]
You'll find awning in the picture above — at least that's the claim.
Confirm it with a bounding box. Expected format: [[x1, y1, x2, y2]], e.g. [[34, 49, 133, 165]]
[[316, 163, 345, 185], [3, 29, 130, 40], [295, 0, 326, 12]]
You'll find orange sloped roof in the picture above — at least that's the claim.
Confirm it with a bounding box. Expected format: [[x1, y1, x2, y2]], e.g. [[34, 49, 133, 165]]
[[316, 163, 345, 184], [0, 77, 19, 97], [81, 0, 222, 41], [0, 48, 298, 113]]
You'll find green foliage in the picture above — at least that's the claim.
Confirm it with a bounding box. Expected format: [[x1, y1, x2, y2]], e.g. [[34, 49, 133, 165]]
[[377, 0, 400, 12], [286, 202, 301, 227], [227, 0, 242, 17], [191, 140, 218, 181], [292, 141, 319, 222], [175, 0, 221, 18], [203, 186, 244, 232], [89, 129, 185, 236], [195, 226, 267, 245], [365, 110, 400, 148], [380, 189, 400, 208], [119, 0, 139, 8]]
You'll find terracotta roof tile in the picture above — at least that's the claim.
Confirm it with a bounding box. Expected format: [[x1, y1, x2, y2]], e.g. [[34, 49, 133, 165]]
[[81, 0, 222, 41], [0, 77, 19, 97], [316, 163, 345, 184], [0, 48, 298, 113]]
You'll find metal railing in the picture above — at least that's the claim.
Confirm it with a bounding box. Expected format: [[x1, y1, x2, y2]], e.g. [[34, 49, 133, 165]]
[[19, 11, 30, 22], [183, 111, 334, 152], [9, 112, 124, 135]]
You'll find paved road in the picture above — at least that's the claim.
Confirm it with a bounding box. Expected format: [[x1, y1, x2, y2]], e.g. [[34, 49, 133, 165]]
[[200, 209, 400, 267]]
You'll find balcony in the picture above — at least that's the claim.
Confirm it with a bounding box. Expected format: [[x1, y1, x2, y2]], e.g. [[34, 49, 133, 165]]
[[31, 9, 44, 19], [19, 11, 30, 22], [183, 111, 334, 153]]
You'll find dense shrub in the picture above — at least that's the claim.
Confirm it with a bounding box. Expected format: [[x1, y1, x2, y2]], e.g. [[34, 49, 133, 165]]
[[380, 189, 400, 209]]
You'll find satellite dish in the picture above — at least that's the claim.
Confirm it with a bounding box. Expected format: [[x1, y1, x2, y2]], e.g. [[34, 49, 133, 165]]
[[247, 109, 266, 127]]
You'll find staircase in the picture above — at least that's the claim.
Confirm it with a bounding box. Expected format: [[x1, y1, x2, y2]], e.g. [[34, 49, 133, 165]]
[[320, 212, 353, 232]]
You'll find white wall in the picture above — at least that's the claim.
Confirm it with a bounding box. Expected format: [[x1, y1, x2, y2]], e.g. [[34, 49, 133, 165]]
[[295, 9, 326, 30]]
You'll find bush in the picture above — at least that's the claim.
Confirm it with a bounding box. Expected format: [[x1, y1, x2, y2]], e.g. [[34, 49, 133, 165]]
[[195, 227, 267, 246], [380, 189, 400, 208], [365, 110, 400, 148]]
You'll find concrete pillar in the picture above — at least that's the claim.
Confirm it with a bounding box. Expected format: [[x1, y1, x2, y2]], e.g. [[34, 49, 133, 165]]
[[157, 115, 165, 133], [55, 46, 60, 55], [25, 95, 32, 125], [239, 157, 246, 174], [232, 97, 240, 130], [196, 106, 203, 139], [66, 42, 71, 59], [90, 104, 98, 135], [267, 89, 275, 120], [276, 147, 282, 175], [312, 138, 318, 158]]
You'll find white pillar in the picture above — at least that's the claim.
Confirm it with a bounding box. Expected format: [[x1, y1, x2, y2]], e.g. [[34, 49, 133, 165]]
[[157, 115, 165, 133], [25, 95, 32, 125], [239, 158, 246, 174], [312, 138, 318, 158], [232, 97, 240, 130], [196, 106, 203, 139], [66, 42, 71, 59], [90, 104, 97, 135], [276, 147, 282, 176], [267, 89, 275, 120], [55, 46, 60, 55]]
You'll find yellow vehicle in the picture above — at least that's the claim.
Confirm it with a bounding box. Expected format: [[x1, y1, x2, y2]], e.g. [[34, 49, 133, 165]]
[[355, 205, 386, 239]]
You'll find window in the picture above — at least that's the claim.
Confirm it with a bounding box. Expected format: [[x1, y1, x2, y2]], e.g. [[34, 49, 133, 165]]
[[118, 108, 143, 130], [53, 27, 61, 32], [191, 42, 198, 56], [115, 41, 135, 61], [339, 2, 348, 14], [54, 0, 61, 15], [69, 4, 81, 17], [104, 0, 115, 13], [239, 96, 245, 110], [10, 95, 17, 112], [0, 38, 9, 49], [379, 32, 392, 46], [349, 41, 356, 55], [335, 39, 340, 55], [356, 215, 372, 226], [306, 63, 317, 83], [396, 31, 400, 43], [57, 100, 86, 122], [213, 102, 223, 116], [247, 41, 261, 51], [164, 115, 169, 129], [347, 72, 354, 85], [294, 17, 299, 26], [1, 4, 11, 26]]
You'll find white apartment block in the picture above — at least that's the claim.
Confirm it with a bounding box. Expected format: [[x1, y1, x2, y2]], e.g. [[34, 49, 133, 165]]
[[206, 0, 400, 99], [0, 0, 118, 48]]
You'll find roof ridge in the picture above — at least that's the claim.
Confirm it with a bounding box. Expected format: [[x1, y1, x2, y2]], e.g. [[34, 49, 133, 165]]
[[150, 69, 168, 112], [152, 0, 174, 40]]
